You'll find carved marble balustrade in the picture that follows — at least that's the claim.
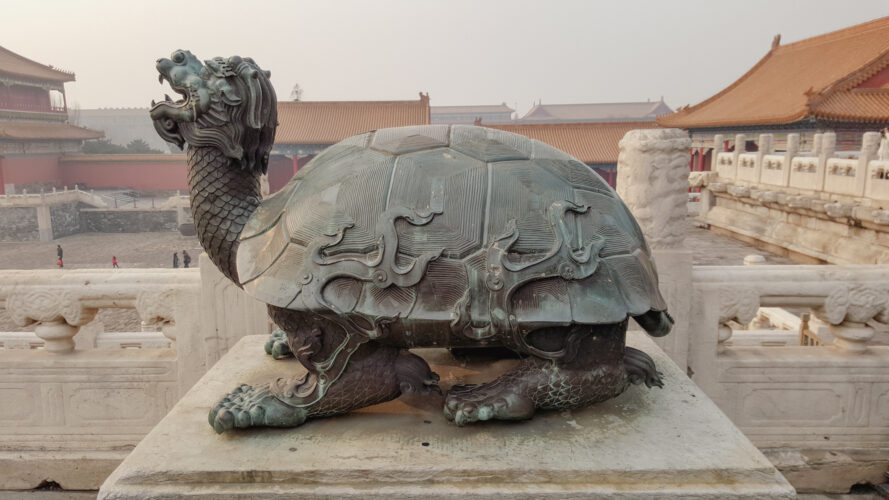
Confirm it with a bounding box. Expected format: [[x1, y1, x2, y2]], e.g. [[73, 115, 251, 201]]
[[630, 129, 889, 492], [686, 264, 889, 491], [695, 131, 889, 264], [0, 260, 270, 490]]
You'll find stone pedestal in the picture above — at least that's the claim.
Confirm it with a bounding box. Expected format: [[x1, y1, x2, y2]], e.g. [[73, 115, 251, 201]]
[[99, 333, 794, 499]]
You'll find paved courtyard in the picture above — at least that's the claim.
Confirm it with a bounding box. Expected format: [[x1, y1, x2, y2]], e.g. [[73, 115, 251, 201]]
[[0, 219, 790, 333], [0, 218, 789, 272], [0, 231, 202, 270]]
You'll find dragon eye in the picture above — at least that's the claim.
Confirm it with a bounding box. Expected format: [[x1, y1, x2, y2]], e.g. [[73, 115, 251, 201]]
[[172, 51, 186, 64]]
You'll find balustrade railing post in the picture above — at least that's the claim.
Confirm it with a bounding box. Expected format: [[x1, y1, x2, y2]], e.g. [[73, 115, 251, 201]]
[[617, 128, 692, 367], [5, 290, 97, 354], [814, 284, 885, 353]]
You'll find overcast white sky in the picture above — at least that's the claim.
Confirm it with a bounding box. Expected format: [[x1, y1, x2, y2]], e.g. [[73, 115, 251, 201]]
[[2, 0, 888, 115]]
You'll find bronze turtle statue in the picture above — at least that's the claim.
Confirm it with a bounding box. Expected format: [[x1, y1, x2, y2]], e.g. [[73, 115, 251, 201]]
[[150, 50, 672, 433]]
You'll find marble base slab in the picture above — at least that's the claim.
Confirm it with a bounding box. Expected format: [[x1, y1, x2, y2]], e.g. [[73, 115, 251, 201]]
[[99, 332, 795, 499]]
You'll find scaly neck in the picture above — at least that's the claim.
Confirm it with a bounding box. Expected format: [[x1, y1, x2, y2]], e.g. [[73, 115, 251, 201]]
[[187, 145, 261, 285]]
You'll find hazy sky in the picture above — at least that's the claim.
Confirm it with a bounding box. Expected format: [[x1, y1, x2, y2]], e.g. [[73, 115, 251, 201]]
[[2, 0, 888, 116]]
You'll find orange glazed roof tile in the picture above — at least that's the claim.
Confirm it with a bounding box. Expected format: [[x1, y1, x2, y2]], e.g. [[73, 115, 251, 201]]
[[485, 121, 655, 164], [0, 122, 103, 141], [659, 16, 889, 128], [0, 46, 75, 83], [275, 95, 430, 144]]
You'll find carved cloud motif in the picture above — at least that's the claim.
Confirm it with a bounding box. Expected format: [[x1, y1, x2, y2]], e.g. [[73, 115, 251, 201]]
[[6, 289, 96, 327]]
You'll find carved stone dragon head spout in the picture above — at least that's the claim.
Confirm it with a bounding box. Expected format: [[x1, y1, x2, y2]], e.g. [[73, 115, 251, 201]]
[[150, 49, 278, 173]]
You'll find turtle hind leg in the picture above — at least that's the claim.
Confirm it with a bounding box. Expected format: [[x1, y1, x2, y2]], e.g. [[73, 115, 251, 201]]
[[624, 346, 663, 388], [209, 342, 441, 433], [444, 322, 630, 426]]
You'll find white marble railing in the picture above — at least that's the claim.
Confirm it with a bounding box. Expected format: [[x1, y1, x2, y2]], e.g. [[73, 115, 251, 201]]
[[0, 185, 107, 207], [711, 131, 885, 202], [0, 264, 269, 490], [687, 264, 889, 454]]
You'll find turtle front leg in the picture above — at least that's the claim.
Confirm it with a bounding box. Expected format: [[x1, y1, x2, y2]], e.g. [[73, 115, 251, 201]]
[[210, 342, 440, 433]]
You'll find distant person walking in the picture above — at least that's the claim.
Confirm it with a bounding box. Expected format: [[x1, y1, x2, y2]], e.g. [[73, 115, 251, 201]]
[[112, 256, 119, 269], [57, 244, 63, 261], [173, 252, 180, 268], [182, 250, 191, 268]]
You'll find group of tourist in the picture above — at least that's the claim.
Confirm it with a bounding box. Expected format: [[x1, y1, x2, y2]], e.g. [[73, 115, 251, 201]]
[[53, 244, 170, 269], [173, 250, 191, 269]]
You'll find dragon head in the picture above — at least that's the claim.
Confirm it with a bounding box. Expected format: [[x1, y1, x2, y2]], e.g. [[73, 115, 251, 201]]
[[150, 50, 277, 173]]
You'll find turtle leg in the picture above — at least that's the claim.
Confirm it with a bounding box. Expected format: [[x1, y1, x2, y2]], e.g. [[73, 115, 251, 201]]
[[444, 320, 654, 426], [264, 329, 293, 359], [210, 310, 440, 433]]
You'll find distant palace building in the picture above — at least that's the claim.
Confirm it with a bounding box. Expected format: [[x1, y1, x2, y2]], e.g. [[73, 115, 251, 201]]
[[431, 103, 514, 124], [267, 93, 430, 191], [0, 45, 102, 194], [659, 16, 889, 171], [73, 108, 171, 153], [521, 99, 672, 123]]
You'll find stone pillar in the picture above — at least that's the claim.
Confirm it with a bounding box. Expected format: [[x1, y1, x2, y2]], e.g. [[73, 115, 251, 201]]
[[136, 286, 203, 395], [712, 134, 724, 165], [731, 134, 746, 175], [856, 131, 880, 197], [752, 133, 773, 184], [815, 132, 836, 192], [36, 204, 53, 242], [617, 128, 693, 368], [782, 133, 799, 187]]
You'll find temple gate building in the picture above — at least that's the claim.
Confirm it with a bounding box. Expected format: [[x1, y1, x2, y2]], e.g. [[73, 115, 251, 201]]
[[659, 16, 889, 172], [431, 103, 515, 124], [268, 93, 430, 191], [0, 45, 102, 194]]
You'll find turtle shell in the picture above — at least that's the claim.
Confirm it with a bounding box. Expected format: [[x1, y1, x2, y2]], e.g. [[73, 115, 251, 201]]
[[237, 125, 667, 345]]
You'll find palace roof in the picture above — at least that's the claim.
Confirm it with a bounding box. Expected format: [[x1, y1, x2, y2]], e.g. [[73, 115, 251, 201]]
[[0, 45, 75, 83], [521, 101, 672, 122], [275, 94, 430, 144], [659, 16, 889, 128], [432, 104, 514, 114], [485, 121, 655, 164], [0, 122, 103, 141]]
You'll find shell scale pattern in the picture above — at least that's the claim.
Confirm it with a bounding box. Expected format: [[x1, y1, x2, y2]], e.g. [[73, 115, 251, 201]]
[[236, 124, 667, 346]]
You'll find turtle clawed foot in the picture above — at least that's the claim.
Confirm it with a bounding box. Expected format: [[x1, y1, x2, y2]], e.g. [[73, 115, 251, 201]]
[[264, 330, 293, 360], [624, 346, 664, 388], [444, 383, 534, 426], [209, 383, 307, 433]]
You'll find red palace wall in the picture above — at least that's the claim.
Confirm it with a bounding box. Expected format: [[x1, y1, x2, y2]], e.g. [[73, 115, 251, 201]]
[[2, 155, 62, 186], [267, 154, 295, 193], [59, 155, 189, 190], [2, 154, 302, 194]]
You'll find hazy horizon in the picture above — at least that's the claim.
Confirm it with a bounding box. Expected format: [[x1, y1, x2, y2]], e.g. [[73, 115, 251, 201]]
[[2, 0, 887, 116]]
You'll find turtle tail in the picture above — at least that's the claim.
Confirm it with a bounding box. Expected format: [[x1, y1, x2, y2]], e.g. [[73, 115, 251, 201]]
[[632, 309, 673, 337]]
